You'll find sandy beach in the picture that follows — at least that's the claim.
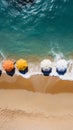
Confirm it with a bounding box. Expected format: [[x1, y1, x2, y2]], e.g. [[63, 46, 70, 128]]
[[0, 0, 73, 129], [0, 74, 73, 129], [0, 90, 73, 130], [0, 74, 73, 93]]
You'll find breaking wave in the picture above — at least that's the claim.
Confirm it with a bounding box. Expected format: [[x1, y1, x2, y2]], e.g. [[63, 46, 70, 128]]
[[0, 0, 73, 80]]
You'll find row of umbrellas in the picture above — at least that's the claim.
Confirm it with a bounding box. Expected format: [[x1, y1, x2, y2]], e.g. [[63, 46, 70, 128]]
[[1, 59, 28, 76], [0, 58, 68, 76], [41, 59, 67, 76]]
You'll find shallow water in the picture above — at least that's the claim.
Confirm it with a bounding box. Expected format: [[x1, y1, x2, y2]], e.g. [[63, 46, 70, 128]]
[[0, 0, 73, 59]]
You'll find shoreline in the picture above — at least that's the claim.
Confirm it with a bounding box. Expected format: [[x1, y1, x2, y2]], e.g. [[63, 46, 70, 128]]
[[0, 74, 73, 93], [1, 57, 73, 81], [0, 74, 73, 129]]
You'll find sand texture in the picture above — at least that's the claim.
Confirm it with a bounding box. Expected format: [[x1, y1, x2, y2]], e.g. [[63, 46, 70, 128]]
[[0, 74, 73, 129], [0, 90, 73, 130]]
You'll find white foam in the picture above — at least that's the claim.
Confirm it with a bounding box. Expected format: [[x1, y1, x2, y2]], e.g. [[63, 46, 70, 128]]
[[14, 59, 73, 81], [15, 62, 42, 79], [0, 50, 6, 60], [49, 59, 73, 81], [0, 57, 73, 81], [51, 48, 64, 61]]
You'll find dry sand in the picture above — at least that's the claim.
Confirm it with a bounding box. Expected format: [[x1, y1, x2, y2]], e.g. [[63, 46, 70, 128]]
[[0, 74, 73, 129]]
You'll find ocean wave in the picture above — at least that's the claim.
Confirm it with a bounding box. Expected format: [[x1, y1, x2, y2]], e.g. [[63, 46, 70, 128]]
[[0, 0, 73, 58], [0, 49, 73, 81], [0, 0, 70, 27], [0, 50, 6, 61], [0, 0, 73, 80], [18, 59, 73, 81]]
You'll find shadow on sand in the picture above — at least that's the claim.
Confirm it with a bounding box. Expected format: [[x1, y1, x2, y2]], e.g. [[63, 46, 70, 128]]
[[0, 70, 2, 76], [41, 68, 52, 76], [6, 68, 15, 76], [19, 67, 28, 74]]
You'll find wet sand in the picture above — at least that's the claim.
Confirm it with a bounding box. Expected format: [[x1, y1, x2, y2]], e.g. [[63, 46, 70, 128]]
[[0, 74, 73, 93], [0, 74, 73, 129]]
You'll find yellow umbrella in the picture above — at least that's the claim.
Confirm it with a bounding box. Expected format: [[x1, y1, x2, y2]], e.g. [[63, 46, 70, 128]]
[[16, 59, 28, 71]]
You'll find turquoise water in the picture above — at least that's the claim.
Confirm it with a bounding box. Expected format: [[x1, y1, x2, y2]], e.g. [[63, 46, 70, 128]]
[[0, 0, 73, 60]]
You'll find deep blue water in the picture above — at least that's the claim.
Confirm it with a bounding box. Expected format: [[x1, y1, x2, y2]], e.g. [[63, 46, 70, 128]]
[[0, 0, 73, 60]]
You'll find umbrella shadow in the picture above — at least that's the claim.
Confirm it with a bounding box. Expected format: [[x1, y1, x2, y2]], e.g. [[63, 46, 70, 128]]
[[56, 68, 67, 75], [0, 70, 2, 76], [19, 67, 28, 74], [6, 68, 15, 76], [41, 68, 52, 76]]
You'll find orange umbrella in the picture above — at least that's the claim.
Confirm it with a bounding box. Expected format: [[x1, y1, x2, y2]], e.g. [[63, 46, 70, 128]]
[[3, 60, 15, 72], [16, 59, 28, 71]]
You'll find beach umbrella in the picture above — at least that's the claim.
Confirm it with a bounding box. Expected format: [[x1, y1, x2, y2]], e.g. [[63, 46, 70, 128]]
[[16, 59, 28, 73], [3, 60, 15, 72], [40, 59, 52, 76], [56, 59, 67, 75]]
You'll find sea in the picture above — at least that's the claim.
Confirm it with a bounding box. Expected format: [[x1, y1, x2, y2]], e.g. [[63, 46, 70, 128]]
[[0, 0, 73, 79]]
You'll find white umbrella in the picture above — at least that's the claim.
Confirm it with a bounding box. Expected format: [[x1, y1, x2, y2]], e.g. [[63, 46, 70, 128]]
[[56, 59, 67, 75], [41, 59, 52, 76]]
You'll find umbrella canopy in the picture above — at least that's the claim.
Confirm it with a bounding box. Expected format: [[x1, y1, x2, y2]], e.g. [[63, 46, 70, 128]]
[[3, 60, 15, 72], [40, 59, 52, 76], [56, 59, 67, 75], [16, 59, 28, 71], [41, 59, 52, 71]]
